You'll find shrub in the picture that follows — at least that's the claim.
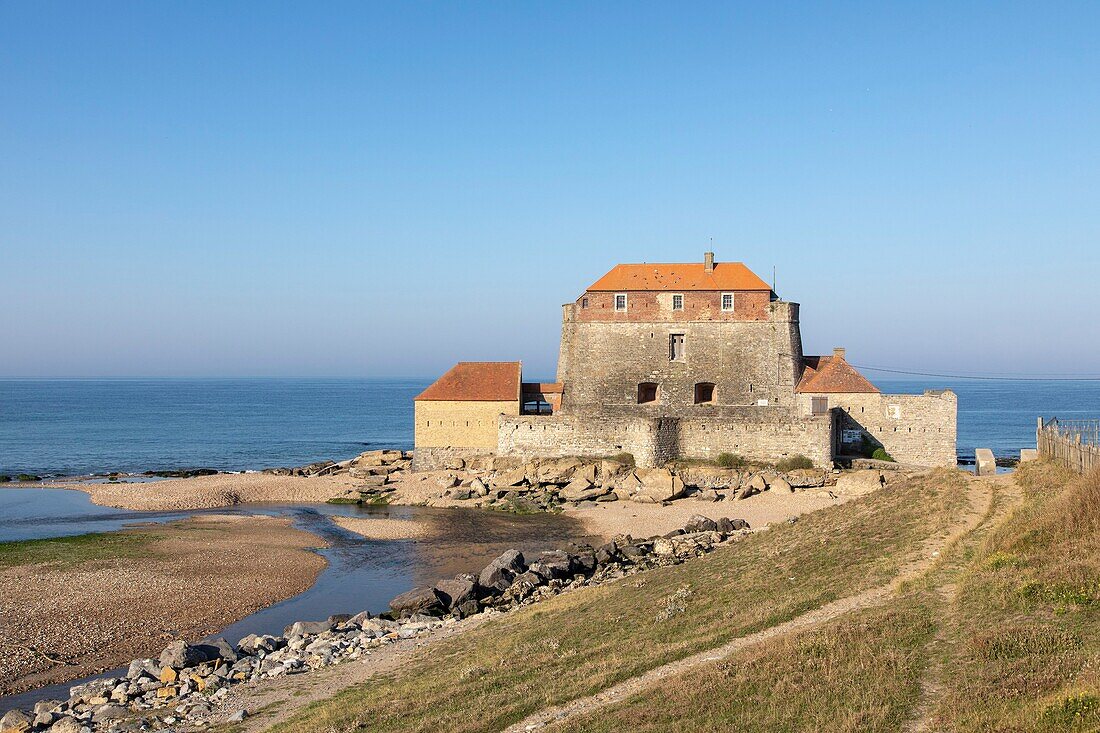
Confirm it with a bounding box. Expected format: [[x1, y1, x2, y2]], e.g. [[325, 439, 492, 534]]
[[776, 455, 814, 472], [16, 474, 41, 482], [0, 475, 10, 483], [871, 448, 895, 462], [611, 452, 636, 468], [716, 452, 745, 469]]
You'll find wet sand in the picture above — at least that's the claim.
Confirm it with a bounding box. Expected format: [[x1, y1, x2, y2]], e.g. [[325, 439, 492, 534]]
[[0, 514, 325, 697], [331, 515, 435, 540]]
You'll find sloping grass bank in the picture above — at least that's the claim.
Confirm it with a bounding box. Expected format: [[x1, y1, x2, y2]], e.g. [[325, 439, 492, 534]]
[[552, 463, 1100, 733], [270, 470, 970, 733]]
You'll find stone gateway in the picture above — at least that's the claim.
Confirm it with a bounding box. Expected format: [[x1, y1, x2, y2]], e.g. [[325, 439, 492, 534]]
[[414, 254, 956, 470]]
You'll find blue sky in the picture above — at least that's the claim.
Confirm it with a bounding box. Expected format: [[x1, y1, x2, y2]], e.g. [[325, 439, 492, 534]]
[[2, 2, 1098, 378]]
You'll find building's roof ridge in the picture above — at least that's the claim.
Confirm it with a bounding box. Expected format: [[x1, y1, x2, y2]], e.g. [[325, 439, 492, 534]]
[[415, 361, 522, 402], [796, 352, 879, 394], [587, 261, 772, 292]]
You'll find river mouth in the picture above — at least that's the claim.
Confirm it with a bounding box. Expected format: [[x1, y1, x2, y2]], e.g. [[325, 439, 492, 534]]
[[0, 488, 596, 713]]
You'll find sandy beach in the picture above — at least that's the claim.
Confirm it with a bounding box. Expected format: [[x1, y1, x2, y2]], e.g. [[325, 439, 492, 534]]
[[0, 514, 326, 697], [52, 468, 851, 543]]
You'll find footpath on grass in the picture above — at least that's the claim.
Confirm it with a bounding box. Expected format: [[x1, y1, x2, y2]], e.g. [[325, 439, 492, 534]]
[[506, 473, 1002, 733]]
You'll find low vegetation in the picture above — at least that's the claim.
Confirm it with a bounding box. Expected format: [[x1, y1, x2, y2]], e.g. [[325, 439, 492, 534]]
[[872, 448, 896, 462], [0, 531, 154, 569], [610, 452, 635, 468], [715, 451, 745, 469], [775, 453, 814, 471], [271, 470, 969, 733]]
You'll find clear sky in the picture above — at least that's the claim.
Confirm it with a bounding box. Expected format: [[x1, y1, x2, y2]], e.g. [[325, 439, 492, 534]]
[[2, 2, 1098, 379]]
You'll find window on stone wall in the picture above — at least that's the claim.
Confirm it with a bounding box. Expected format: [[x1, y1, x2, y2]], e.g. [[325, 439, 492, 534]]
[[694, 382, 716, 404], [614, 293, 627, 311], [638, 382, 658, 404], [581, 297, 589, 308], [721, 292, 735, 311], [672, 294, 683, 310], [669, 333, 685, 361]]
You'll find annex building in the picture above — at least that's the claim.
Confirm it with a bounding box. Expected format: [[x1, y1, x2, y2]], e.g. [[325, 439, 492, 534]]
[[414, 254, 957, 470]]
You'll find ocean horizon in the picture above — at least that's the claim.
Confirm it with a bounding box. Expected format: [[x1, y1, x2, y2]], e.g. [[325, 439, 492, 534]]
[[2, 376, 1098, 478]]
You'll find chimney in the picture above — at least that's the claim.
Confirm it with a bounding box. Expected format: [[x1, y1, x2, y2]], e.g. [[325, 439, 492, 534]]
[[704, 251, 714, 273], [833, 347, 847, 360]]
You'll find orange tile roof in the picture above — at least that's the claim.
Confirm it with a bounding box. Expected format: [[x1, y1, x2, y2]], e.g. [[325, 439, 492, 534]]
[[415, 362, 521, 402], [586, 262, 771, 292], [522, 382, 563, 394], [796, 354, 880, 394]]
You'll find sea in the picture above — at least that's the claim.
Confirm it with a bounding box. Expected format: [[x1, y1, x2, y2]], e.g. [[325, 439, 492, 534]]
[[1, 377, 1099, 477]]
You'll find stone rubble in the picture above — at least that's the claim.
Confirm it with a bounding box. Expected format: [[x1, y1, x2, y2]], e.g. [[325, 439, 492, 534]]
[[0, 512, 754, 733], [431, 456, 835, 512]]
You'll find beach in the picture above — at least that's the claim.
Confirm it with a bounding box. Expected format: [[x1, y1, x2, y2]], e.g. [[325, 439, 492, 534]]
[[0, 514, 325, 697]]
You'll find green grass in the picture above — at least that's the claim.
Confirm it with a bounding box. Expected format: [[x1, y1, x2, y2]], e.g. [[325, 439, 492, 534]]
[[0, 531, 154, 569], [269, 469, 970, 733], [325, 497, 361, 505]]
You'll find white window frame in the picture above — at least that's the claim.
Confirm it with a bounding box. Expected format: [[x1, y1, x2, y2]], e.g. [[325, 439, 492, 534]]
[[614, 293, 628, 312], [721, 292, 735, 312], [671, 293, 684, 311]]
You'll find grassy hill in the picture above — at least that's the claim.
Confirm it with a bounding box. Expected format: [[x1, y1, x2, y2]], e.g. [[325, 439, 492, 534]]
[[261, 463, 1099, 732]]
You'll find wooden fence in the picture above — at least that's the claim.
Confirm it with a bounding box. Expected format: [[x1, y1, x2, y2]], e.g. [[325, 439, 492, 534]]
[[1038, 418, 1100, 474]]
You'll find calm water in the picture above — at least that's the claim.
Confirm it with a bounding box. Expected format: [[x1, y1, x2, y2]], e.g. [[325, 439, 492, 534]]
[[0, 378, 426, 476], [2, 377, 1099, 476]]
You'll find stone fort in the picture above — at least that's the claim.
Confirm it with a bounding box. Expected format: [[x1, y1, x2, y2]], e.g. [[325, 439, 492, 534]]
[[414, 254, 956, 470]]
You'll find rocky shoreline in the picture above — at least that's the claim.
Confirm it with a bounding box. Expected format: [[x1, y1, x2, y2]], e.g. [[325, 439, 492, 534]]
[[0, 511, 754, 733]]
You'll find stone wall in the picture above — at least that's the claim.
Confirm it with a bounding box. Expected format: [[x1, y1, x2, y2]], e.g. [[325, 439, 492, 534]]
[[676, 409, 834, 467], [498, 407, 834, 468], [556, 300, 804, 412], [796, 390, 957, 467]]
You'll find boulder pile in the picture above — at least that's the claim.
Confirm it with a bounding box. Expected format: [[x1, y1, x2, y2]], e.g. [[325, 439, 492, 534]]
[[261, 449, 413, 482], [433, 456, 831, 511], [388, 512, 752, 619], [0, 512, 751, 732]]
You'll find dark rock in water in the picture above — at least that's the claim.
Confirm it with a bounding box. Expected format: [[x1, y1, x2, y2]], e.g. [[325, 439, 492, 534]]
[[143, 468, 219, 479], [390, 586, 445, 617], [159, 640, 208, 669], [478, 549, 526, 592], [433, 578, 477, 610]]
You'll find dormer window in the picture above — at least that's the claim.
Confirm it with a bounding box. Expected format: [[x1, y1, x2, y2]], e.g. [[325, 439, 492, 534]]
[[721, 292, 735, 312], [672, 294, 683, 311], [614, 293, 628, 312]]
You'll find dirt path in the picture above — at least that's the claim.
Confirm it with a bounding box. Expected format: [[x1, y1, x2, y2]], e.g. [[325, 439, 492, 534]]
[[902, 474, 1018, 733], [505, 475, 1003, 733]]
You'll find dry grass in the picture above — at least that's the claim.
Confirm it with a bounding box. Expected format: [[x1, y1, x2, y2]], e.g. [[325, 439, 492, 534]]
[[929, 463, 1100, 732], [269, 470, 970, 733], [553, 598, 936, 733]]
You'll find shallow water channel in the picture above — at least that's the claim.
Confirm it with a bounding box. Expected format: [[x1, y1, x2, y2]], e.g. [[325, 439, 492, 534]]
[[0, 487, 594, 712]]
